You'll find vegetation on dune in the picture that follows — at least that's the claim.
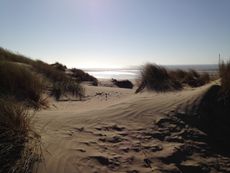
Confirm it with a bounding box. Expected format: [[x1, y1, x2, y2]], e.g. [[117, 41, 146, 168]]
[[199, 72, 211, 84], [0, 47, 69, 83], [0, 47, 93, 101], [0, 49, 46, 172], [0, 47, 97, 84], [219, 59, 230, 97], [50, 81, 85, 101], [175, 60, 230, 153], [0, 47, 34, 65], [136, 64, 182, 93], [111, 79, 134, 89], [169, 69, 188, 82], [0, 61, 46, 108], [70, 68, 98, 86], [169, 69, 210, 87], [0, 99, 41, 173], [0, 47, 87, 172], [50, 62, 67, 72], [32, 60, 69, 83], [136, 63, 211, 93]]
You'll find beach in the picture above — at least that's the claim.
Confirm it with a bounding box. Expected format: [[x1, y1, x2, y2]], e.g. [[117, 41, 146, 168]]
[[34, 80, 230, 173], [1, 1, 230, 172]]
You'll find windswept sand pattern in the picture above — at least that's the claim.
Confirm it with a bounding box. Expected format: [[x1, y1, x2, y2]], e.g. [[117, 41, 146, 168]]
[[35, 84, 230, 173]]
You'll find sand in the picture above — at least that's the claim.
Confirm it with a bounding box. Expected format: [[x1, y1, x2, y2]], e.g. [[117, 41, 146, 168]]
[[34, 82, 230, 173]]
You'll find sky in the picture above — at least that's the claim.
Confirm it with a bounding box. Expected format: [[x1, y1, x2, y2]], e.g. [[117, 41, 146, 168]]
[[0, 0, 230, 68]]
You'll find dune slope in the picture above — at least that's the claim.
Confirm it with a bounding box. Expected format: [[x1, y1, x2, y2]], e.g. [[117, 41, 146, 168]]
[[34, 84, 230, 173]]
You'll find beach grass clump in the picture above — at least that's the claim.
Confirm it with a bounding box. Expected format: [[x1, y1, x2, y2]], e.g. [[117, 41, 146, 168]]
[[50, 81, 85, 100], [0, 99, 41, 173], [183, 70, 202, 87], [0, 61, 46, 108], [0, 48, 69, 83], [199, 72, 210, 84], [169, 69, 188, 83], [219, 60, 230, 96], [136, 63, 182, 93], [136, 63, 211, 93], [169, 69, 210, 87], [51, 82, 63, 101], [66, 81, 85, 99], [0, 47, 34, 65], [111, 79, 134, 89], [32, 60, 69, 83], [0, 47, 89, 93], [50, 62, 67, 72], [70, 68, 98, 86]]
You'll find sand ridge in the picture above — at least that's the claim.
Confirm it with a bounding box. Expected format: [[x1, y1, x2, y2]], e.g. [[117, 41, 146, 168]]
[[34, 83, 230, 173]]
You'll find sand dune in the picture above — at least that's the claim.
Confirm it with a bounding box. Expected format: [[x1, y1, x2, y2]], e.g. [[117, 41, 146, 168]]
[[34, 83, 230, 173]]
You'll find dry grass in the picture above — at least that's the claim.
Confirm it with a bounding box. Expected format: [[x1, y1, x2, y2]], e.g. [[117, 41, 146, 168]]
[[219, 60, 230, 96], [136, 63, 182, 93], [169, 69, 210, 87], [0, 47, 87, 102], [0, 99, 41, 173], [200, 72, 210, 84], [169, 69, 188, 83], [0, 47, 69, 83], [50, 81, 85, 100], [32, 60, 69, 83], [0, 47, 89, 172], [136, 63, 211, 93], [70, 68, 98, 86], [50, 62, 67, 72], [111, 79, 134, 89], [0, 47, 34, 65], [0, 61, 46, 108]]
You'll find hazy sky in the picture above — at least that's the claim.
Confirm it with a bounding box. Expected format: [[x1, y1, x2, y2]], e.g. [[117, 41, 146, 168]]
[[0, 0, 230, 68]]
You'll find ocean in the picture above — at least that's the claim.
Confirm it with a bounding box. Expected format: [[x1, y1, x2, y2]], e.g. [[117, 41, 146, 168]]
[[85, 64, 218, 80]]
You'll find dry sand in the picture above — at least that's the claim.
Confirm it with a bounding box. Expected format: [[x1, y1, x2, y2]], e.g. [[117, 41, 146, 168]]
[[34, 82, 230, 173]]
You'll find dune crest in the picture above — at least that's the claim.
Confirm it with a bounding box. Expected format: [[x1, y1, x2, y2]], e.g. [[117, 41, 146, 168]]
[[33, 82, 230, 173]]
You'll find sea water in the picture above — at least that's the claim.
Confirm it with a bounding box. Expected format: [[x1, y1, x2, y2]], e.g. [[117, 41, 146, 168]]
[[85, 64, 218, 80]]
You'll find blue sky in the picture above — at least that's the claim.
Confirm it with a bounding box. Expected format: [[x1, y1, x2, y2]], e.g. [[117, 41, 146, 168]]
[[0, 0, 230, 68]]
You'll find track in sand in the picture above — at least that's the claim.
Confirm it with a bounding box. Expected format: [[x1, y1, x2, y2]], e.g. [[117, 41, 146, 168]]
[[34, 84, 230, 173]]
